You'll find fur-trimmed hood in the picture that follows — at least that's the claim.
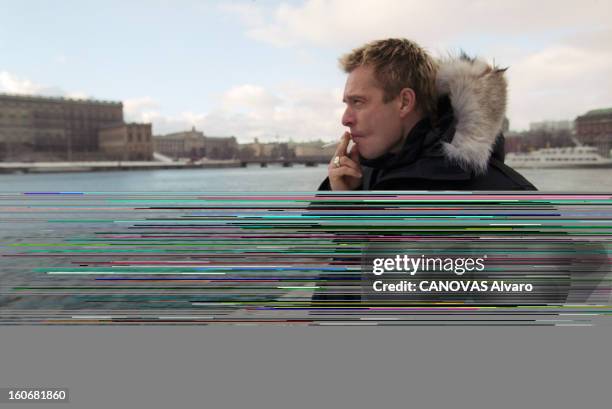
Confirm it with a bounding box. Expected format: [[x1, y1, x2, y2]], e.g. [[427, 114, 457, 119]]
[[436, 55, 508, 175]]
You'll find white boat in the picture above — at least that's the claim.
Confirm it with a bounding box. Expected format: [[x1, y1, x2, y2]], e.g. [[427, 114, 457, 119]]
[[505, 146, 612, 169]]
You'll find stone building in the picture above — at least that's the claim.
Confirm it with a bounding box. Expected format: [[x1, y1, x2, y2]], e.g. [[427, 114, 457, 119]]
[[575, 108, 612, 157], [247, 138, 274, 158], [242, 138, 288, 159], [0, 93, 123, 159], [204, 136, 239, 159], [530, 120, 574, 133], [294, 141, 336, 159], [153, 127, 239, 160], [153, 127, 205, 159], [99, 123, 153, 160]]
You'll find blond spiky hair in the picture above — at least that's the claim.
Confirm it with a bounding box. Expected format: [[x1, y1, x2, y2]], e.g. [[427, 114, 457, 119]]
[[339, 38, 438, 117]]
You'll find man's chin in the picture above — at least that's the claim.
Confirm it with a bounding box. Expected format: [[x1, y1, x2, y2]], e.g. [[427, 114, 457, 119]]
[[357, 147, 385, 160]]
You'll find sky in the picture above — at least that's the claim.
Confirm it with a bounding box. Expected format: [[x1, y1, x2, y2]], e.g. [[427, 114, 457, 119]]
[[1, 0, 610, 143]]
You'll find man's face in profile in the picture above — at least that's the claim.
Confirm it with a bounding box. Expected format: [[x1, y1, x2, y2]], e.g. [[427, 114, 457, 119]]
[[341, 64, 405, 160]]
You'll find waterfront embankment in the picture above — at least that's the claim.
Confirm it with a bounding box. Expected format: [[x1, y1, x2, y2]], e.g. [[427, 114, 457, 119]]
[[0, 159, 241, 174]]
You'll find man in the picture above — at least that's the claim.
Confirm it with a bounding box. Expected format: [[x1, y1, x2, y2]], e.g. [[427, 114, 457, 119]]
[[319, 38, 535, 191]]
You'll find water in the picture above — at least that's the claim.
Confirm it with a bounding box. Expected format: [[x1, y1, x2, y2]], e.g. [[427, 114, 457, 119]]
[[0, 165, 609, 192], [519, 168, 612, 192], [0, 165, 329, 192]]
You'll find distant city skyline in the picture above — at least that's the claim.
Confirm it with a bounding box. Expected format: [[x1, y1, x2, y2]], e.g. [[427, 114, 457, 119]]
[[1, 0, 610, 142]]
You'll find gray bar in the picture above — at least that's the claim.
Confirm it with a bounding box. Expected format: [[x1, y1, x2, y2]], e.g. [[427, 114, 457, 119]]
[[0, 388, 69, 403]]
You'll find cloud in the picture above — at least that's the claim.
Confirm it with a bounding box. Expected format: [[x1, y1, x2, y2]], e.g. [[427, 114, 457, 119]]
[[221, 85, 282, 117], [505, 29, 612, 129], [211, 83, 345, 142], [0, 71, 51, 95], [124, 97, 160, 116], [226, 0, 611, 49], [225, 0, 612, 130], [124, 97, 189, 132], [126, 84, 345, 142], [0, 71, 89, 99]]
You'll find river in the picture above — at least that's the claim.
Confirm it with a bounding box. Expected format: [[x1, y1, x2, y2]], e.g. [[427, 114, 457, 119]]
[[0, 165, 610, 192]]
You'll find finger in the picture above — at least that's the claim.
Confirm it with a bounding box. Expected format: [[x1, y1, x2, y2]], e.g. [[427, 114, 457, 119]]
[[334, 132, 351, 157], [328, 155, 359, 172], [349, 142, 360, 164], [330, 166, 363, 179], [338, 155, 361, 171]]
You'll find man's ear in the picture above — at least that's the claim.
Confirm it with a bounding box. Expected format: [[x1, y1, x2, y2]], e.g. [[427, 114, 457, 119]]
[[398, 88, 416, 118]]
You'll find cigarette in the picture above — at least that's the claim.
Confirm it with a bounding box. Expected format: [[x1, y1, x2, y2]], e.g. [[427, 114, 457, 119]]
[[323, 134, 354, 148]]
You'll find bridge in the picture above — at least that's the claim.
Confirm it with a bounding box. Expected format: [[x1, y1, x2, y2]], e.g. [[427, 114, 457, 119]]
[[0, 159, 241, 174], [0, 157, 333, 174], [239, 156, 331, 167]]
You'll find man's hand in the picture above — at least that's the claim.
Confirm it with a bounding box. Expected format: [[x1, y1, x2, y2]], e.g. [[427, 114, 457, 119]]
[[328, 132, 363, 191]]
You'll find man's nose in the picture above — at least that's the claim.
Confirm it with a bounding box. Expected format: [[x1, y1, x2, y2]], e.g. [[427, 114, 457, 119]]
[[342, 107, 355, 127]]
